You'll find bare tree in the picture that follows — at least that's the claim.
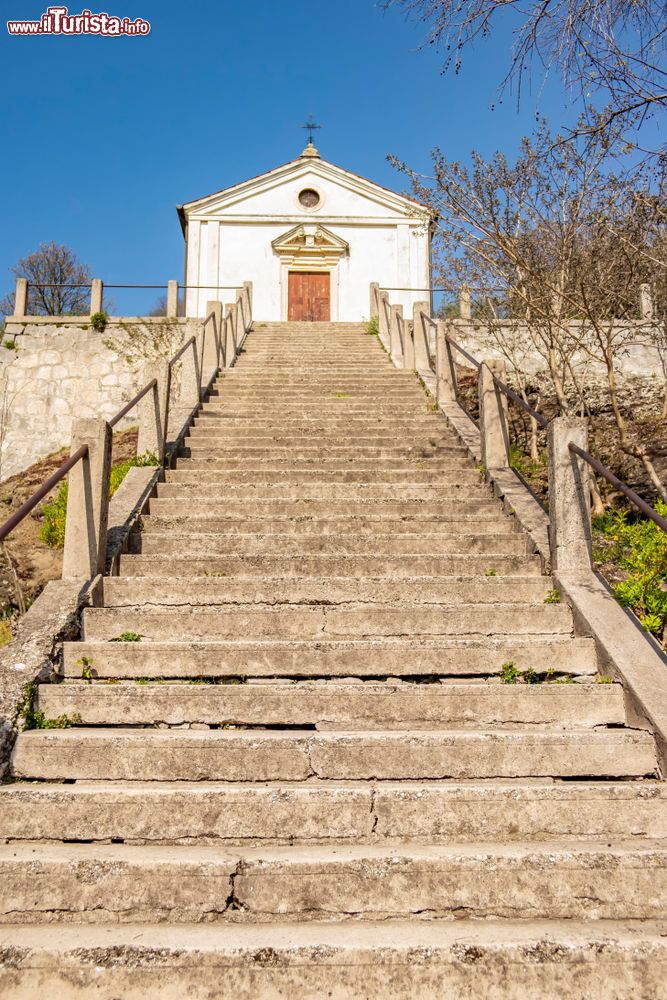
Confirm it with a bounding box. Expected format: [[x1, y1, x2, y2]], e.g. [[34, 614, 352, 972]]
[[384, 0, 666, 155], [0, 242, 93, 319], [390, 123, 667, 498]]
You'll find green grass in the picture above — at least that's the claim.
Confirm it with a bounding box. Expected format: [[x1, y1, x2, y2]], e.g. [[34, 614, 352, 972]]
[[40, 451, 160, 550], [593, 502, 667, 643]]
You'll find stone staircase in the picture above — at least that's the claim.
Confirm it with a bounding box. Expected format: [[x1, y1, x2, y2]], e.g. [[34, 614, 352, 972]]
[[1, 321, 666, 997]]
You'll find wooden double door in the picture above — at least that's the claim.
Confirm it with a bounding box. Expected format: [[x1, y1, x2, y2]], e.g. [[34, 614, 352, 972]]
[[288, 271, 330, 322]]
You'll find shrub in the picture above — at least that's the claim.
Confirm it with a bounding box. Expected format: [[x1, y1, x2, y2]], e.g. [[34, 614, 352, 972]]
[[595, 502, 667, 642], [90, 311, 109, 333]]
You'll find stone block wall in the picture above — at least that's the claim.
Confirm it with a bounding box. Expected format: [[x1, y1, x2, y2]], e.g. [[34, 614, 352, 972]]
[[0, 318, 199, 482]]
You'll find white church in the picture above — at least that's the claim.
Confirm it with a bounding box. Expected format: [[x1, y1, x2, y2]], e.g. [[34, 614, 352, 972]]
[[177, 142, 433, 322]]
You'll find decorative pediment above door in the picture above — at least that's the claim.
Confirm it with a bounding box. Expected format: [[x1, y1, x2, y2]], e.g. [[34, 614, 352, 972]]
[[272, 224, 349, 269]]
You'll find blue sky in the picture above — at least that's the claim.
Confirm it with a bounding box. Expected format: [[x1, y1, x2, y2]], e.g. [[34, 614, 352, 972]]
[[1, 0, 577, 313]]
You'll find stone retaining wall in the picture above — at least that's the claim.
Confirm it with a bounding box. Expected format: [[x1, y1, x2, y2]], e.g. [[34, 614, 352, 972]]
[[0, 318, 199, 481]]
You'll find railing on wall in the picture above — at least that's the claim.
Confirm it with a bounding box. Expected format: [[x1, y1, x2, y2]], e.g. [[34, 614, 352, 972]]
[[370, 282, 666, 576], [6, 278, 247, 321], [0, 283, 254, 579]]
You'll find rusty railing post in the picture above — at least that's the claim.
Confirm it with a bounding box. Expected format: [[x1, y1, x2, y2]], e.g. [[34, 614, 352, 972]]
[[62, 418, 112, 579]]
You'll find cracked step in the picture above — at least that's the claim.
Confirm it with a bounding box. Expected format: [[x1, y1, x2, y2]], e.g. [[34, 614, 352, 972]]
[[145, 499, 504, 517], [135, 534, 531, 558], [100, 575, 552, 606], [36, 680, 625, 729], [10, 729, 656, 782], [61, 636, 597, 679], [3, 781, 666, 845], [137, 516, 514, 537], [118, 553, 543, 578], [80, 604, 573, 642], [162, 470, 484, 485], [0, 841, 665, 924]]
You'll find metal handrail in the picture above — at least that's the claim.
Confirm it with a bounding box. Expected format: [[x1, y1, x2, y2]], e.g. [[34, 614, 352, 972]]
[[493, 376, 549, 429], [0, 445, 88, 543], [109, 379, 157, 429], [169, 335, 196, 367], [569, 443, 667, 534], [447, 336, 481, 371]]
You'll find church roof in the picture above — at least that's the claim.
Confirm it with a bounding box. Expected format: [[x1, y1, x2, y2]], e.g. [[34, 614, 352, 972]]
[[176, 145, 429, 234]]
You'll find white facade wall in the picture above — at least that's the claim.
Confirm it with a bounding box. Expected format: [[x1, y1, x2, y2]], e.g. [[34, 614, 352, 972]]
[[181, 154, 431, 321]]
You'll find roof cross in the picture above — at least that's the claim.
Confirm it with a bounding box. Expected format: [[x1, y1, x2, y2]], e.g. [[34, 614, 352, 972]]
[[300, 114, 323, 145]]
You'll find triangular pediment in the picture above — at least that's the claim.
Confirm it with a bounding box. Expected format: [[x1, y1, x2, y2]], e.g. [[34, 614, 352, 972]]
[[178, 154, 429, 223]]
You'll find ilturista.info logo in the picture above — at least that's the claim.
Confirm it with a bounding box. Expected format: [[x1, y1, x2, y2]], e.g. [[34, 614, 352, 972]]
[[7, 6, 151, 36]]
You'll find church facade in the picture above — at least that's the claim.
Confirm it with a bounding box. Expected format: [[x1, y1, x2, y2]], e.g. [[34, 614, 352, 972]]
[[177, 144, 432, 322]]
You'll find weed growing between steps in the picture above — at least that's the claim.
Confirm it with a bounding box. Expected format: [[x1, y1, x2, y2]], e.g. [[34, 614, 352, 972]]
[[18, 682, 81, 731], [544, 589, 562, 604], [77, 657, 94, 682], [500, 661, 575, 685], [40, 451, 160, 549], [112, 632, 143, 643]]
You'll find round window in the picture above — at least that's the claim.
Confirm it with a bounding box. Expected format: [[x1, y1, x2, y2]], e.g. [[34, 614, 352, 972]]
[[298, 188, 320, 209]]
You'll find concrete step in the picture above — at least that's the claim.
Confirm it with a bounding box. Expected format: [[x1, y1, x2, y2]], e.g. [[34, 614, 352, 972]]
[[81, 603, 572, 642], [176, 458, 475, 474], [11, 729, 657, 781], [146, 499, 503, 518], [186, 436, 461, 451], [154, 484, 492, 501], [3, 781, 664, 845], [1, 920, 666, 997], [192, 416, 445, 428], [37, 680, 624, 729], [101, 575, 549, 607], [138, 517, 511, 537], [119, 553, 541, 577], [184, 440, 465, 456], [215, 377, 421, 386], [162, 470, 482, 485], [203, 406, 436, 416], [61, 636, 597, 679], [135, 534, 529, 558], [0, 840, 664, 924], [209, 393, 426, 403]]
